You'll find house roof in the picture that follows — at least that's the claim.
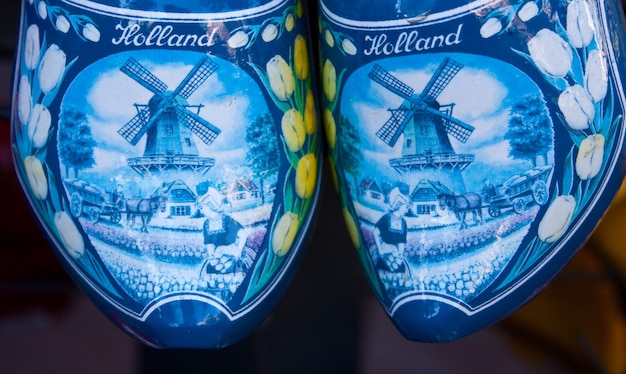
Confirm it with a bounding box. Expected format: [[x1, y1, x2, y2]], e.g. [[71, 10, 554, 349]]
[[359, 177, 382, 192], [153, 180, 197, 201], [228, 179, 260, 193], [410, 179, 453, 201]]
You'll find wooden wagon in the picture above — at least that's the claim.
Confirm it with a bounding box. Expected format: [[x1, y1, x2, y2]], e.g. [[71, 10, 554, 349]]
[[487, 165, 552, 217], [64, 178, 123, 224]]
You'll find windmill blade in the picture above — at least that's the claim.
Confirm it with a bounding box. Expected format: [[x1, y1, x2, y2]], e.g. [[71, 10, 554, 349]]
[[375, 107, 414, 147], [117, 107, 153, 145], [172, 56, 220, 100], [420, 57, 463, 101], [177, 107, 221, 145], [368, 64, 415, 101], [120, 57, 168, 95], [423, 105, 474, 143]]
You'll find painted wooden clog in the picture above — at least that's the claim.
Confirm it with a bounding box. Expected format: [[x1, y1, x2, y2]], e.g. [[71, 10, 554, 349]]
[[318, 0, 626, 341], [11, 0, 321, 348]]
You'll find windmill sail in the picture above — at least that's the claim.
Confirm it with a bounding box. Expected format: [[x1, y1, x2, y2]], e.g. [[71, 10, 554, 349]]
[[421, 57, 463, 101], [118, 106, 153, 145], [376, 107, 413, 147], [176, 107, 221, 145], [369, 64, 415, 101], [120, 57, 168, 95], [423, 105, 474, 143], [172, 56, 220, 99]]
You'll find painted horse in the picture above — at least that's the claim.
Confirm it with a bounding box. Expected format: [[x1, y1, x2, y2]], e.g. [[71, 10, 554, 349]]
[[126, 195, 167, 233], [437, 192, 483, 230]]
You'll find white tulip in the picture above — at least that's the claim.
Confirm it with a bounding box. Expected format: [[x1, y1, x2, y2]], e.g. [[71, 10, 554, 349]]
[[24, 24, 40, 70], [584, 49, 608, 102], [17, 76, 32, 125], [27, 104, 52, 148], [38, 44, 67, 94], [576, 134, 605, 180], [82, 23, 100, 42], [261, 23, 278, 42], [37, 1, 48, 20], [56, 15, 71, 33], [558, 84, 595, 130], [54, 211, 85, 259], [480, 17, 502, 38], [566, 0, 595, 48], [537, 195, 576, 243], [341, 38, 357, 55], [528, 29, 573, 77], [228, 30, 250, 49], [518, 1, 539, 22]]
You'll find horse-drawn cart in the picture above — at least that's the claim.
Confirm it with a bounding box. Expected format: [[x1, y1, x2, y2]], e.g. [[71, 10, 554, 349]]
[[64, 178, 123, 224], [487, 165, 552, 217]]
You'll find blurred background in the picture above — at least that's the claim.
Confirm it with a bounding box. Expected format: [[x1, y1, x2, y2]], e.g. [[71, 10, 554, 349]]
[[1, 1, 626, 373]]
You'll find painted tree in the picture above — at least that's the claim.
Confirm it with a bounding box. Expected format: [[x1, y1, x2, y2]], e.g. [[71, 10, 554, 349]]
[[506, 94, 553, 166], [57, 107, 96, 178], [338, 114, 363, 196], [246, 113, 280, 204]]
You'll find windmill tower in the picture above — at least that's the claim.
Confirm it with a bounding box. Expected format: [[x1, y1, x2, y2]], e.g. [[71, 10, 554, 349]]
[[368, 57, 475, 193], [118, 55, 221, 176]]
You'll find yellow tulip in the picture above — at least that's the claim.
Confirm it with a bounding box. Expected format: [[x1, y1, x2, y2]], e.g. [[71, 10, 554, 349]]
[[296, 0, 303, 18], [285, 14, 295, 32], [282, 109, 306, 152], [322, 59, 337, 102], [294, 34, 309, 80], [324, 29, 335, 47], [24, 155, 48, 200], [54, 211, 85, 259], [267, 55, 295, 102], [272, 212, 299, 256], [323, 108, 337, 149], [304, 89, 317, 134], [296, 153, 317, 199], [342, 207, 361, 248]]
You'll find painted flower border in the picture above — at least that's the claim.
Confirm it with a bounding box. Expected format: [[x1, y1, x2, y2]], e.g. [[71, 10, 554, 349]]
[[222, 1, 322, 302], [483, 0, 624, 288], [12, 2, 121, 296]]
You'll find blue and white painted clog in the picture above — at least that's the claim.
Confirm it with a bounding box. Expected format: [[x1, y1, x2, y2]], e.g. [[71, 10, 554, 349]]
[[11, 0, 321, 348], [319, 0, 626, 342]]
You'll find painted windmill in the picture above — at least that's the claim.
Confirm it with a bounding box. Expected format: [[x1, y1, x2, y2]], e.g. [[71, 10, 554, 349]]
[[118, 55, 221, 176], [368, 57, 475, 193]]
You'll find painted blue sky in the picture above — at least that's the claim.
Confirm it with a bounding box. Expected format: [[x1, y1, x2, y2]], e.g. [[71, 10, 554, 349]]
[[61, 49, 269, 193], [341, 52, 553, 189]]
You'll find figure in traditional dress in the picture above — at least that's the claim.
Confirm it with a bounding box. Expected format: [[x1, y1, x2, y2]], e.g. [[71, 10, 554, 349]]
[[373, 187, 410, 273]]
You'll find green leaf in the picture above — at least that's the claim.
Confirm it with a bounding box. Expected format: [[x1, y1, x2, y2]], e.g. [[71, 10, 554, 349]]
[[562, 145, 575, 196]]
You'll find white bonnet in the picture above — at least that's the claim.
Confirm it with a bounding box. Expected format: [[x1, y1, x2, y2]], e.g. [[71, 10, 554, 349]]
[[198, 187, 224, 212]]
